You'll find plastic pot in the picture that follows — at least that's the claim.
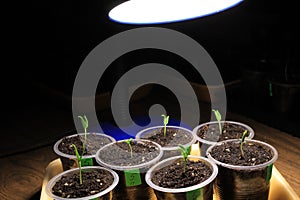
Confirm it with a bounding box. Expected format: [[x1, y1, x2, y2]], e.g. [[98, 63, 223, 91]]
[[54, 132, 116, 171], [135, 126, 196, 160], [95, 139, 163, 200], [268, 79, 300, 113], [145, 155, 218, 200], [207, 139, 278, 200], [46, 166, 119, 200], [193, 121, 255, 156]]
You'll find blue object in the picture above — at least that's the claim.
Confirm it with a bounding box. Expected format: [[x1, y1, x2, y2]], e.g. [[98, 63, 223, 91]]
[[90, 116, 192, 141]]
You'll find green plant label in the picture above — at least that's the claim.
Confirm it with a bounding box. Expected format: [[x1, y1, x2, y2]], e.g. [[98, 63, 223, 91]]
[[124, 169, 142, 187], [89, 198, 98, 200], [81, 158, 93, 166], [186, 188, 203, 200], [266, 163, 273, 184]]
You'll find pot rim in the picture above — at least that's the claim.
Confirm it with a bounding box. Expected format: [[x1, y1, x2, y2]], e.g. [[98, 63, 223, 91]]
[[54, 132, 116, 159], [46, 166, 119, 200], [95, 139, 163, 171], [206, 139, 278, 170], [145, 155, 218, 193], [135, 125, 196, 151], [192, 121, 255, 145]]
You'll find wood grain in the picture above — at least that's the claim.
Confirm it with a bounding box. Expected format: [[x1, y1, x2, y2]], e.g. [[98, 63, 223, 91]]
[[0, 146, 58, 200]]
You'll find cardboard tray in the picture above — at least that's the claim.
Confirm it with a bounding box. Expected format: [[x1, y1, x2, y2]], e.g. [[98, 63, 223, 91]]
[[40, 144, 299, 200]]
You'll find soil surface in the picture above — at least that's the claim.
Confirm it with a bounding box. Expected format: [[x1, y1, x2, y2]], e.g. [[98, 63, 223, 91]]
[[141, 127, 194, 147], [196, 122, 251, 142], [98, 140, 160, 166], [58, 133, 113, 155], [151, 159, 212, 188], [209, 140, 273, 166], [52, 168, 114, 198]]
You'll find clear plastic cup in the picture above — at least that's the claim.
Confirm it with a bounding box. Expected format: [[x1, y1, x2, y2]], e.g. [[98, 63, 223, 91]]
[[54, 132, 116, 171], [95, 139, 163, 200], [136, 126, 196, 160], [145, 155, 218, 200], [45, 166, 119, 200], [193, 121, 255, 156], [206, 139, 278, 200]]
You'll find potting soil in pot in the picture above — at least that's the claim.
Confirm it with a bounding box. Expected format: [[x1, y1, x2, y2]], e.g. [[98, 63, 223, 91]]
[[144, 127, 194, 147], [98, 140, 160, 166], [58, 134, 113, 156], [51, 168, 114, 198], [151, 159, 212, 188], [196, 122, 252, 142], [208, 140, 275, 200], [96, 139, 162, 200], [57, 133, 114, 170]]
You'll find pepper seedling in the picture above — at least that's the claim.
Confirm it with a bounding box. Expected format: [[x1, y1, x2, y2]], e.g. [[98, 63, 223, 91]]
[[72, 115, 89, 184], [240, 130, 248, 158], [125, 138, 133, 158], [161, 114, 169, 137], [212, 109, 222, 135], [178, 144, 189, 173]]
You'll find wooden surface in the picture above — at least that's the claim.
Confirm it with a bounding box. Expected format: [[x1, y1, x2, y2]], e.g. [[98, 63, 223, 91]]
[[0, 112, 299, 200], [0, 146, 58, 200]]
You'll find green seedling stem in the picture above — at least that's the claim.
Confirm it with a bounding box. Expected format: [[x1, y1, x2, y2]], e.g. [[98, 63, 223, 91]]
[[72, 144, 83, 184], [212, 109, 222, 135], [72, 115, 89, 184], [161, 114, 169, 137], [125, 138, 133, 158], [178, 144, 189, 173], [240, 130, 248, 158]]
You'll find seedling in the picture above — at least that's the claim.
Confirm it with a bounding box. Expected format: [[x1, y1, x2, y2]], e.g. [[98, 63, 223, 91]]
[[125, 138, 134, 158], [240, 130, 248, 158], [212, 109, 222, 135], [178, 144, 189, 173], [161, 114, 169, 137], [72, 115, 89, 184]]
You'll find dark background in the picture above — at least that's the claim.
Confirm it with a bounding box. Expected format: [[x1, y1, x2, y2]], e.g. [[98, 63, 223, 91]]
[[5, 0, 300, 139]]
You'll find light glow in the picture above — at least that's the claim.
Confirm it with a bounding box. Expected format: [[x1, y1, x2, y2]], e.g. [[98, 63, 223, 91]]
[[109, 0, 243, 24]]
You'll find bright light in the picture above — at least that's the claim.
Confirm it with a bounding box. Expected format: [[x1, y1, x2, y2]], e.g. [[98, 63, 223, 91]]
[[109, 0, 243, 24]]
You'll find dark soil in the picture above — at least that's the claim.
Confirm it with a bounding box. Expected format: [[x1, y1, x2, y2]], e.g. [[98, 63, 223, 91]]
[[52, 168, 114, 198], [209, 140, 273, 166], [58, 133, 113, 155], [141, 127, 194, 147], [98, 140, 160, 166], [196, 122, 251, 142], [151, 159, 212, 188]]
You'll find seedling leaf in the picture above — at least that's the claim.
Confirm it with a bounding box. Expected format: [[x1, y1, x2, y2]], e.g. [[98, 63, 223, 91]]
[[161, 114, 169, 137], [178, 144, 188, 173], [212, 109, 222, 135]]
